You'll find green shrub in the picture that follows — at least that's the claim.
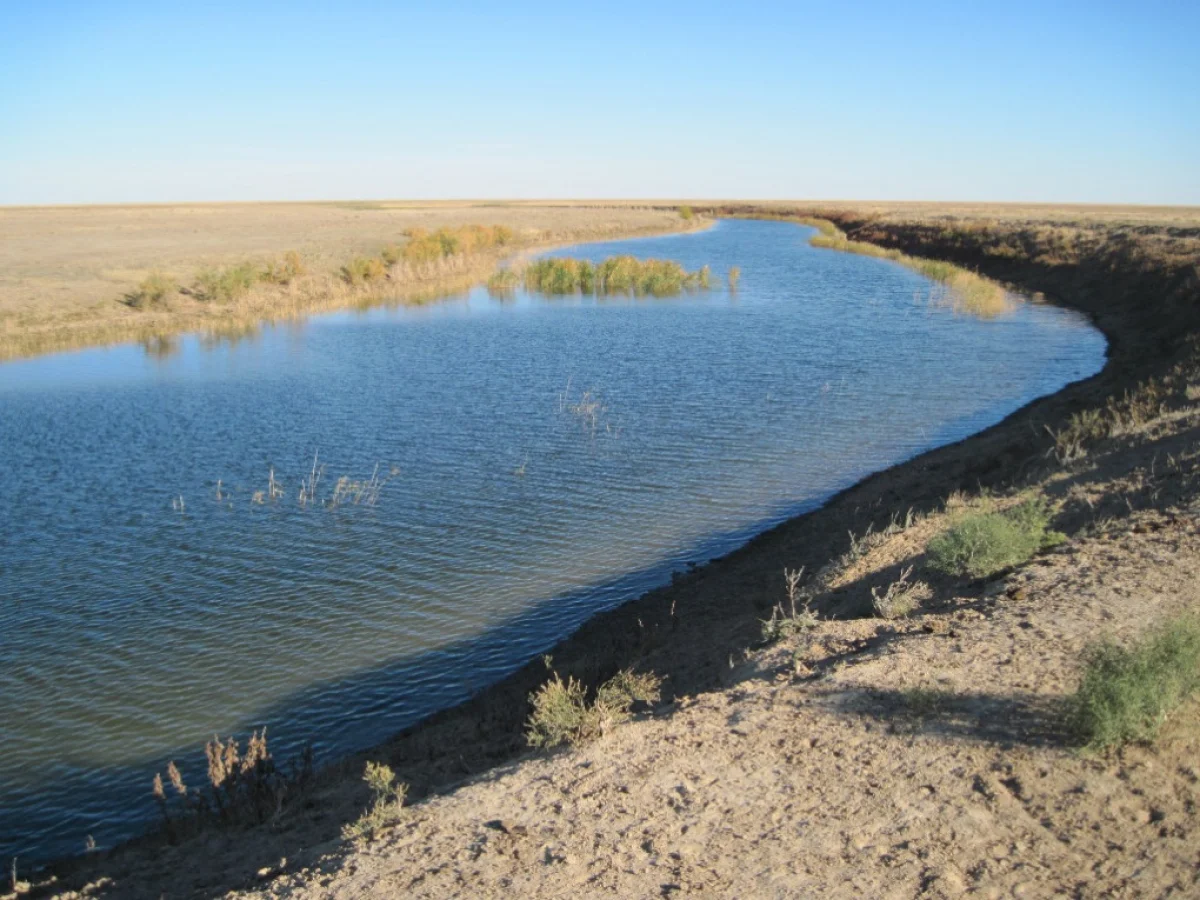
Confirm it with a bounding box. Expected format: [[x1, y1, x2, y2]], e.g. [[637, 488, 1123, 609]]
[[1071, 616, 1200, 750], [526, 668, 661, 749], [928, 498, 1064, 579], [124, 272, 176, 309], [194, 263, 259, 302], [523, 256, 711, 298], [342, 761, 407, 841], [679, 205, 694, 221]]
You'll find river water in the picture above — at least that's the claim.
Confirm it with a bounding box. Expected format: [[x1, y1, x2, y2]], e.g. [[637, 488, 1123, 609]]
[[0, 219, 1106, 861]]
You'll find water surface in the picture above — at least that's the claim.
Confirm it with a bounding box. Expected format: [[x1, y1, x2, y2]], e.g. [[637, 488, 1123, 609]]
[[0, 219, 1105, 860]]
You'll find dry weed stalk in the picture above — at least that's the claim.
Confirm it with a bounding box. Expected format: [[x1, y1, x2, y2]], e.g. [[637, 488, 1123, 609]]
[[870, 565, 932, 619]]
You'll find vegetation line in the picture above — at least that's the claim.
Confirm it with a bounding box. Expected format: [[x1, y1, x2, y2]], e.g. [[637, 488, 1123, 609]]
[[0, 218, 712, 362], [746, 214, 1013, 318]]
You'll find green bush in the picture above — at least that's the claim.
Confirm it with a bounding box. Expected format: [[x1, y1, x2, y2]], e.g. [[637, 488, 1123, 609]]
[[1071, 616, 1200, 750], [526, 668, 661, 749], [928, 498, 1064, 579], [679, 205, 694, 221], [194, 263, 259, 302], [523, 256, 711, 297]]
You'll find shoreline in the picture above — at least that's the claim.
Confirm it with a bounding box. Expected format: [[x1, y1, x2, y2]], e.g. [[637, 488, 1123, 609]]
[[27, 204, 1200, 896], [0, 208, 711, 363]]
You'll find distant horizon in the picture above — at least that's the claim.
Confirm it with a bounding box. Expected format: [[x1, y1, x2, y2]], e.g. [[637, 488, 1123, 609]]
[[3, 2, 1196, 206], [5, 197, 1200, 211]]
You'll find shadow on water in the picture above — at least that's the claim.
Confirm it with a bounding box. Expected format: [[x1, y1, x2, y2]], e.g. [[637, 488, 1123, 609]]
[[5, 489, 836, 865]]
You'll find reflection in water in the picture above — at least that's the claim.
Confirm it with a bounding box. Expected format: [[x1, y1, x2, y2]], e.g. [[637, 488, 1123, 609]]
[[0, 219, 1106, 861], [139, 334, 179, 360]]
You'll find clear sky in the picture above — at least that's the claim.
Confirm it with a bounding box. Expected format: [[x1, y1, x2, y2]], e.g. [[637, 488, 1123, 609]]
[[2, 0, 1197, 205]]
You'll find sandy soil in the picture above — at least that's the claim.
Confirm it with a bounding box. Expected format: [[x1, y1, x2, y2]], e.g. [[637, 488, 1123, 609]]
[[234, 511, 1200, 899]]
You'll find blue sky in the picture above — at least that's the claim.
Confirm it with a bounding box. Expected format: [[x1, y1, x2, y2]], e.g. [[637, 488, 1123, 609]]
[[1, 1, 1197, 204]]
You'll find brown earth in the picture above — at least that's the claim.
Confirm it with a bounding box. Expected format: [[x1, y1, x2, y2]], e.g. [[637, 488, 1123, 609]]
[[10, 203, 1200, 899]]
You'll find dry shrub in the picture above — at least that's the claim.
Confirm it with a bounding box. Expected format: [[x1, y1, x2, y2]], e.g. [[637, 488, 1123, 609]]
[[342, 761, 408, 841], [151, 729, 313, 835], [526, 668, 661, 748], [871, 565, 932, 619]]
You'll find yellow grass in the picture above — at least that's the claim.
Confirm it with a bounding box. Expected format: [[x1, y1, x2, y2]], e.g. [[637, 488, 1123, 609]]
[[0, 204, 705, 360]]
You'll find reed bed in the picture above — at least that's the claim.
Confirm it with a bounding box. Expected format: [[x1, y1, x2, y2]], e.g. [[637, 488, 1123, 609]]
[[510, 256, 712, 298]]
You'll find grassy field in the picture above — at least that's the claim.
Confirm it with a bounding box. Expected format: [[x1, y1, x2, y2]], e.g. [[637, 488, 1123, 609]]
[[0, 202, 698, 360]]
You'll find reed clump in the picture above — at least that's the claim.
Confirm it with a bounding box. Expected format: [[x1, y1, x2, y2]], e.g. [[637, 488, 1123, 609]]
[[728, 265, 741, 291], [123, 273, 177, 309], [486, 268, 521, 297], [400, 224, 514, 265], [340, 255, 388, 286], [522, 255, 712, 297]]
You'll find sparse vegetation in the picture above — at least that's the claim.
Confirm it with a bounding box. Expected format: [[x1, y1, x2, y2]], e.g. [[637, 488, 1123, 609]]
[[150, 729, 313, 833], [342, 761, 408, 841], [123, 272, 176, 309], [526, 667, 661, 748], [785, 217, 1012, 317], [928, 497, 1065, 579], [762, 567, 819, 642], [1070, 616, 1200, 751], [901, 686, 954, 716], [1051, 380, 1168, 462], [871, 565, 932, 619]]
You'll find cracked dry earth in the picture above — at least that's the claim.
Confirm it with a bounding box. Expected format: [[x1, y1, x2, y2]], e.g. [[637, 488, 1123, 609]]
[[236, 510, 1200, 899]]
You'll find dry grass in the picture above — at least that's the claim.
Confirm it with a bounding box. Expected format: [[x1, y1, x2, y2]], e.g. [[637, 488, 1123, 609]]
[[755, 215, 1013, 317], [0, 204, 701, 360]]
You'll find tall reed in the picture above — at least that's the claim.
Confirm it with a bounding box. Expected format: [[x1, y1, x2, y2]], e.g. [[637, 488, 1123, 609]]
[[521, 255, 712, 297]]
